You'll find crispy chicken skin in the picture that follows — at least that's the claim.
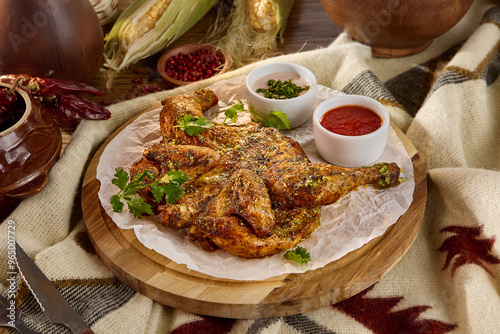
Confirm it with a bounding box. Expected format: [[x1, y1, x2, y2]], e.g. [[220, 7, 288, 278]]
[[131, 88, 402, 258], [160, 88, 218, 144], [189, 206, 321, 258], [206, 168, 275, 238]]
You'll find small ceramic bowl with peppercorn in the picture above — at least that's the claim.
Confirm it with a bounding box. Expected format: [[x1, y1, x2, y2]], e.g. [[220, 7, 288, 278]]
[[157, 43, 231, 86], [245, 62, 317, 129], [313, 95, 390, 167]]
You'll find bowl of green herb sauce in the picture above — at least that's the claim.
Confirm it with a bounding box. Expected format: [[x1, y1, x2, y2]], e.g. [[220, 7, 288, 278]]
[[245, 62, 317, 129]]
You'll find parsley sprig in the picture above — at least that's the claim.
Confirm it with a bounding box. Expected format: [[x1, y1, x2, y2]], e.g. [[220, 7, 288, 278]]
[[110, 167, 188, 219], [284, 246, 311, 268], [256, 79, 310, 100], [173, 100, 291, 136], [173, 114, 214, 136], [223, 100, 291, 130]]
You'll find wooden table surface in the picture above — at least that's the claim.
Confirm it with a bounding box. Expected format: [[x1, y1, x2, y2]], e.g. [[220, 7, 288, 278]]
[[88, 0, 342, 105]]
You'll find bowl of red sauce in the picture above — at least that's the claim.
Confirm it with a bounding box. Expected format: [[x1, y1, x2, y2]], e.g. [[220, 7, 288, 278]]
[[313, 95, 390, 167]]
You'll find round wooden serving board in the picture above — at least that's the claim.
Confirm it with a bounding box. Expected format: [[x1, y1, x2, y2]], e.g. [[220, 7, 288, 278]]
[[82, 107, 427, 319]]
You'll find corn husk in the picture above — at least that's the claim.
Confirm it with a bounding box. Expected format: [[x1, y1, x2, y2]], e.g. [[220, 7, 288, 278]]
[[89, 0, 119, 26], [209, 0, 294, 68], [103, 0, 217, 87]]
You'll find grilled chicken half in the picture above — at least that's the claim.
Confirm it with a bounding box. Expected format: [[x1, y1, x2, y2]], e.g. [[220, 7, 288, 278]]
[[130, 88, 401, 258]]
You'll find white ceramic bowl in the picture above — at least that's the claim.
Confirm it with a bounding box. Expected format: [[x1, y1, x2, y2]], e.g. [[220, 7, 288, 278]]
[[245, 62, 317, 129], [313, 95, 390, 167]]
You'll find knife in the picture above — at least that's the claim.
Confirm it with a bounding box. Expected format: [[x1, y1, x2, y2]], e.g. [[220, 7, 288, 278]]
[[15, 242, 94, 334]]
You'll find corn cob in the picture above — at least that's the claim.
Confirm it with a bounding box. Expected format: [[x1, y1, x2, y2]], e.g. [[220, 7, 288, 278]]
[[103, 0, 217, 86], [211, 0, 294, 68], [248, 0, 276, 32], [248, 0, 292, 36]]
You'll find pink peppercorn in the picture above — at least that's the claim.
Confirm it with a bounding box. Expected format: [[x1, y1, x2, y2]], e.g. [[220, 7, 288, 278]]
[[166, 49, 223, 82]]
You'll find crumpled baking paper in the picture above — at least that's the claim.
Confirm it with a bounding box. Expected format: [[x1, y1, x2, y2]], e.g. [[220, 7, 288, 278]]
[[96, 76, 415, 281]]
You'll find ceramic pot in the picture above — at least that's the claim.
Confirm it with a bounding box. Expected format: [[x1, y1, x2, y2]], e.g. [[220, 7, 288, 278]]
[[0, 82, 62, 204], [320, 0, 474, 58]]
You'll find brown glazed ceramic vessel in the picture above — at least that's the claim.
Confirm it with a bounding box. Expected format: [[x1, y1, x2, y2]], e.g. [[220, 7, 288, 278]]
[[0, 83, 62, 205], [319, 0, 474, 57]]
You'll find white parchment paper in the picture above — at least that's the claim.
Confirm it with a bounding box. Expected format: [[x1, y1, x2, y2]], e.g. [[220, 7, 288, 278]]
[[96, 76, 415, 280]]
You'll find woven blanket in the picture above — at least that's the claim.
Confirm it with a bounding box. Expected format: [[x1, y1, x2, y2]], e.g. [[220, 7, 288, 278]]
[[2, 0, 499, 333]]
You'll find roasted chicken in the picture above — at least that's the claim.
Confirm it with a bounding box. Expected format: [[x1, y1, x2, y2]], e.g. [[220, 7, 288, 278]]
[[130, 88, 401, 258]]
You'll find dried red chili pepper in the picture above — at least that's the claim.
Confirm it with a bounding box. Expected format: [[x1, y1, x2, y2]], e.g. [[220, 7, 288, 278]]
[[27, 77, 105, 97], [2, 74, 105, 98], [43, 103, 79, 129], [55, 93, 111, 120]]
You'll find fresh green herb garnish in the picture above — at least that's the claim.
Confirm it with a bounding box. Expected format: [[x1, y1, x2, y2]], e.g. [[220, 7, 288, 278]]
[[110, 167, 188, 219], [222, 102, 242, 124], [174, 114, 213, 136], [256, 79, 309, 100], [284, 246, 311, 268], [223, 100, 291, 130], [265, 111, 291, 130], [172, 101, 291, 134]]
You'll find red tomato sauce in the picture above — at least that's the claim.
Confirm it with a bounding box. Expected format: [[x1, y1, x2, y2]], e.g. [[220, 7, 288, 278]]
[[320, 105, 382, 136]]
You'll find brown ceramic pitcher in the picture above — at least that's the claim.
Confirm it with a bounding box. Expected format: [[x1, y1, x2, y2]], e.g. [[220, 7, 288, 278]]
[[0, 82, 61, 206]]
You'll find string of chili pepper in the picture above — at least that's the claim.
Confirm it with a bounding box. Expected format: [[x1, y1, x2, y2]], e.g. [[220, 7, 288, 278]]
[[0, 74, 111, 129], [26, 76, 105, 97]]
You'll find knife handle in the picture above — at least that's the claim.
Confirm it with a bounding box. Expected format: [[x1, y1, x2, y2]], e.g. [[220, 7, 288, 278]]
[[81, 329, 95, 334]]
